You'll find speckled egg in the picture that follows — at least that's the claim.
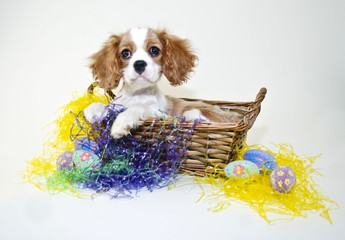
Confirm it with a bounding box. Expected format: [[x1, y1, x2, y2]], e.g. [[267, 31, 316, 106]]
[[243, 149, 276, 172], [224, 160, 260, 178], [74, 138, 99, 153], [57, 151, 74, 170], [270, 165, 296, 193], [72, 150, 101, 169]]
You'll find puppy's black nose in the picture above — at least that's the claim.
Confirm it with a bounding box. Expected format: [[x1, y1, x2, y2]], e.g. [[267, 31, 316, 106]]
[[133, 60, 147, 75]]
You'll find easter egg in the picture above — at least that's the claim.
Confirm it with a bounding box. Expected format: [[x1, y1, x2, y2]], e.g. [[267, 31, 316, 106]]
[[224, 160, 260, 178], [57, 151, 74, 170], [262, 160, 278, 173], [74, 138, 99, 153], [73, 150, 102, 169], [270, 165, 296, 193], [243, 149, 276, 172]]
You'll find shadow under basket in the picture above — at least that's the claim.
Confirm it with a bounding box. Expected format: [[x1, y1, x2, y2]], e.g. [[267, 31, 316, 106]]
[[89, 84, 267, 177]]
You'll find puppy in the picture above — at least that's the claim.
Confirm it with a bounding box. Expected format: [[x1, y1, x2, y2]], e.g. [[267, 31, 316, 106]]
[[84, 27, 241, 138]]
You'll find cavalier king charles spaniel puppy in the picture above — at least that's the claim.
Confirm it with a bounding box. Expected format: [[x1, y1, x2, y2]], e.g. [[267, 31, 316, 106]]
[[84, 27, 241, 138]]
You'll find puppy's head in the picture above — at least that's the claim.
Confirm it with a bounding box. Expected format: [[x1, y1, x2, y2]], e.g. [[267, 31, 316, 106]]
[[90, 27, 198, 91]]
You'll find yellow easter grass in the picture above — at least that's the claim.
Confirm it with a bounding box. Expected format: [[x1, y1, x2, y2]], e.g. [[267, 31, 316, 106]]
[[22, 86, 109, 197], [190, 143, 338, 224]]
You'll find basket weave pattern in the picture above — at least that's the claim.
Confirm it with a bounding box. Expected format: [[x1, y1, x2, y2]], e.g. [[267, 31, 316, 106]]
[[140, 89, 266, 176], [89, 84, 267, 176]]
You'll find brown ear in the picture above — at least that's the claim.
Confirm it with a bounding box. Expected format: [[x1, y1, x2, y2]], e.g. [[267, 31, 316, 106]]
[[156, 30, 198, 86], [89, 35, 123, 91]]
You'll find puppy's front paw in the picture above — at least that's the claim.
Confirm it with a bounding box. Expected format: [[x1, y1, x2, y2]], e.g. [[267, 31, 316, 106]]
[[111, 125, 130, 139], [110, 116, 131, 139], [84, 103, 108, 124], [110, 112, 143, 139]]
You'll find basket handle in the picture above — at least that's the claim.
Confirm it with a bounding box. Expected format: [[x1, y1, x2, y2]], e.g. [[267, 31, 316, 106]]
[[242, 87, 267, 129], [87, 82, 116, 99], [254, 87, 267, 105]]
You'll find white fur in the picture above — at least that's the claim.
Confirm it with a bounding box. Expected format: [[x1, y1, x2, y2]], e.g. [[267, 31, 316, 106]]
[[84, 102, 108, 124], [110, 86, 167, 138], [183, 109, 208, 122], [122, 28, 162, 92]]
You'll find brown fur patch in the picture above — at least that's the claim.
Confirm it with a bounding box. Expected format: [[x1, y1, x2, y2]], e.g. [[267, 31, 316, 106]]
[[118, 30, 136, 64], [154, 30, 198, 86], [145, 29, 164, 65], [166, 96, 242, 123], [89, 34, 124, 91]]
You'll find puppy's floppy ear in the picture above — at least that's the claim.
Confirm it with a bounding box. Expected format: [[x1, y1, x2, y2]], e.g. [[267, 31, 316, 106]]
[[89, 35, 123, 91], [156, 30, 198, 86]]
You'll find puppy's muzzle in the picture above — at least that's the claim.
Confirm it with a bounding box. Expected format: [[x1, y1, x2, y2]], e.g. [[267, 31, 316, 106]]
[[134, 60, 147, 75]]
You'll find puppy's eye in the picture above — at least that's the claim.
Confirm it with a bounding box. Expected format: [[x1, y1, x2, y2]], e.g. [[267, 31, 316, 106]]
[[121, 49, 131, 59], [149, 47, 160, 57]]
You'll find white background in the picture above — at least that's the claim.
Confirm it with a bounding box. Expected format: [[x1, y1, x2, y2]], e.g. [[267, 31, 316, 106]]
[[1, 0, 344, 239]]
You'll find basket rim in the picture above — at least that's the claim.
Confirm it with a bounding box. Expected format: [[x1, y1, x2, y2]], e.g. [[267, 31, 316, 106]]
[[142, 118, 242, 130], [88, 83, 267, 131]]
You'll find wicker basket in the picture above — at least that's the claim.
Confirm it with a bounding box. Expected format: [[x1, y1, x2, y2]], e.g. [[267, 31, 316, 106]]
[[88, 84, 267, 176]]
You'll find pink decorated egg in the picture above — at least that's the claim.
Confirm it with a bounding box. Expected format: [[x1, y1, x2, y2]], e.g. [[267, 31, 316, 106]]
[[270, 165, 296, 193], [72, 150, 101, 169]]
